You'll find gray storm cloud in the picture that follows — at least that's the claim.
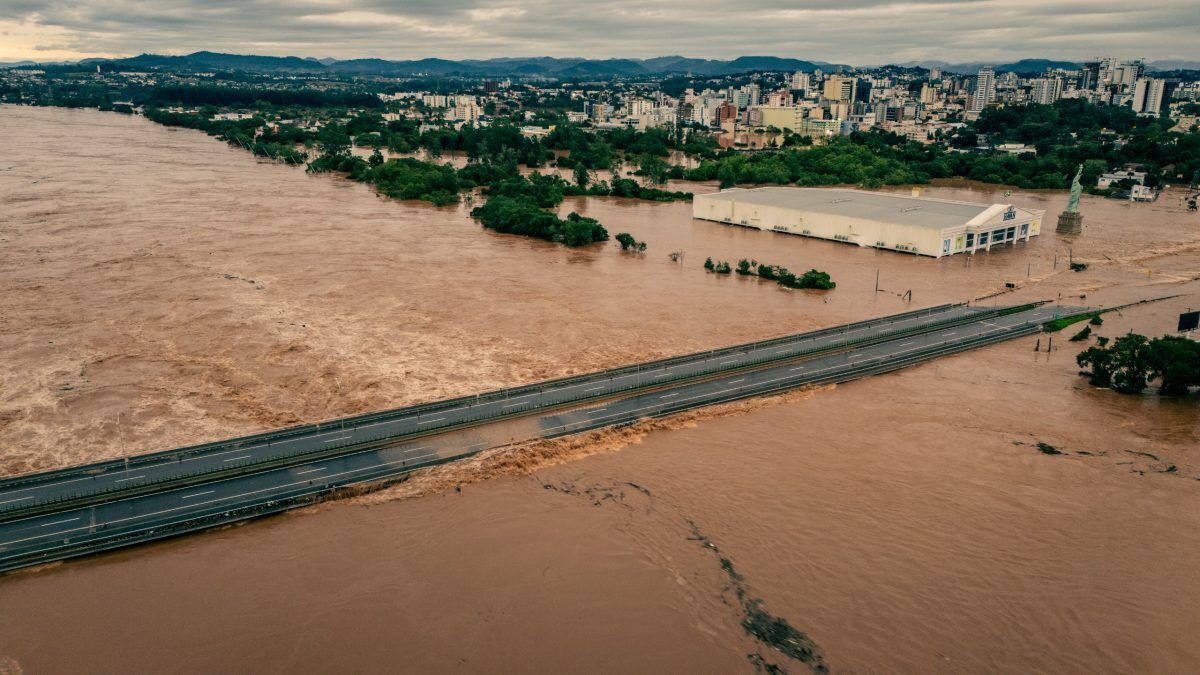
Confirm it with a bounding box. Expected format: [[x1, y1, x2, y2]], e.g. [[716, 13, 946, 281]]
[[1, 0, 1198, 62]]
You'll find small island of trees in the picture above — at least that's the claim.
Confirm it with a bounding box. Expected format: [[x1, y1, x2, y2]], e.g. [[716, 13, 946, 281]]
[[705, 257, 833, 289], [615, 232, 647, 253], [734, 259, 836, 290]]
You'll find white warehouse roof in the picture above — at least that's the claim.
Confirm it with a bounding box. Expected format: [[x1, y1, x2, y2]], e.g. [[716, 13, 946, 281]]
[[699, 187, 1003, 231], [692, 186, 1045, 257]]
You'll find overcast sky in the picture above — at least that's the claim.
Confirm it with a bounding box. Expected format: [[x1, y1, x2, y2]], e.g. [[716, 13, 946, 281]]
[[2, 0, 1198, 64]]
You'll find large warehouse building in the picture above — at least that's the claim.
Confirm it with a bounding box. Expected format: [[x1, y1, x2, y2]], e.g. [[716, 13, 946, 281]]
[[693, 187, 1044, 257]]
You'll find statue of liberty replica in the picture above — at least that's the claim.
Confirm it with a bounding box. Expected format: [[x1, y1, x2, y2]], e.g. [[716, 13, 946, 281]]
[[1056, 164, 1084, 234]]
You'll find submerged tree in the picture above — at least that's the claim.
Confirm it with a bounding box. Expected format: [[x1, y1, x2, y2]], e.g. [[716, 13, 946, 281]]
[[1147, 335, 1200, 395]]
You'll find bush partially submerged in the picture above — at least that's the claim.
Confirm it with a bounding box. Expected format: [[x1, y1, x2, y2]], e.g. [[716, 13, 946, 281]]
[[726, 259, 835, 290]]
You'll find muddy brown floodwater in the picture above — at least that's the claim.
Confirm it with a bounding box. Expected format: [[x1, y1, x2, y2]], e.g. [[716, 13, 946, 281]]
[[1, 106, 1199, 673]]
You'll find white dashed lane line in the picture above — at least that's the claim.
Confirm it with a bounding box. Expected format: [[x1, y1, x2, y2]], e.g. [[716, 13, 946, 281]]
[[40, 517, 80, 528]]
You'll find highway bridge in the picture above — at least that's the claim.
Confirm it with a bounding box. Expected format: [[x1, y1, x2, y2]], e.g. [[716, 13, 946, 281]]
[[0, 302, 1079, 573]]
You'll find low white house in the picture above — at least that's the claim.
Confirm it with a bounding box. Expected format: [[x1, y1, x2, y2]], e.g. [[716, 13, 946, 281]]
[[692, 187, 1044, 258], [1097, 170, 1147, 188]]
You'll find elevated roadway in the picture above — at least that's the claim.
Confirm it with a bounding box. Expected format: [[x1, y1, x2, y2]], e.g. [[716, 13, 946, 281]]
[[0, 303, 1077, 573], [0, 302, 997, 518]]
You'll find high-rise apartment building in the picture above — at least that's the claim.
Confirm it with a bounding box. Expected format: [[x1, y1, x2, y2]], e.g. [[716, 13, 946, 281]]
[[822, 75, 857, 103], [790, 71, 811, 93], [1081, 61, 1101, 90], [717, 102, 738, 125], [729, 84, 760, 109], [1030, 77, 1063, 105], [1095, 57, 1144, 91], [970, 67, 996, 112], [1132, 78, 1166, 115]]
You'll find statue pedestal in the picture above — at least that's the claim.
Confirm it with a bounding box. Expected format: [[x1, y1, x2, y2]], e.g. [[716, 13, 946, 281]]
[[1056, 211, 1082, 235]]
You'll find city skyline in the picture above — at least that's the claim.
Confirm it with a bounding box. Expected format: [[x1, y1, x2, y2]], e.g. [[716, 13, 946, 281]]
[[2, 0, 1198, 64]]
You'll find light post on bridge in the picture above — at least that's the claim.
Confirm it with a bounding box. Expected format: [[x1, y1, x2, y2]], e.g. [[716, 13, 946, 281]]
[[117, 412, 129, 477]]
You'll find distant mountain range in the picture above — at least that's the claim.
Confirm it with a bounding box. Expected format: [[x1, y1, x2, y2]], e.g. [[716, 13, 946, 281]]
[[4, 52, 1197, 76], [8, 51, 844, 77], [892, 58, 1200, 74], [894, 59, 1083, 74]]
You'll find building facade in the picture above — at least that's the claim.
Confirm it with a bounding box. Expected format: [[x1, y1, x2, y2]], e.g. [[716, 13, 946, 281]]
[[970, 67, 997, 113], [823, 75, 857, 103], [693, 187, 1043, 258], [1030, 77, 1064, 105], [1132, 78, 1165, 115]]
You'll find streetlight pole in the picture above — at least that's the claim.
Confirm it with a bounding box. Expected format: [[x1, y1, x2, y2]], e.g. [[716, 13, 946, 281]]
[[118, 412, 129, 476]]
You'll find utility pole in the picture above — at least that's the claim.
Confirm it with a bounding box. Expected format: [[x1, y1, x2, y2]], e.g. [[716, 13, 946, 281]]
[[118, 412, 129, 476]]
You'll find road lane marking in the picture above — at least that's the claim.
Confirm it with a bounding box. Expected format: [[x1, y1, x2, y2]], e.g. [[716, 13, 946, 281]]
[[0, 496, 32, 505], [729, 378, 746, 383], [583, 386, 605, 392], [359, 417, 408, 430], [323, 436, 351, 443], [296, 467, 325, 475], [113, 475, 146, 483], [586, 408, 608, 415], [660, 393, 679, 399], [901, 341, 916, 346], [222, 455, 252, 463], [790, 367, 804, 371], [418, 418, 445, 425], [41, 517, 81, 527], [182, 491, 214, 500], [503, 403, 524, 409]]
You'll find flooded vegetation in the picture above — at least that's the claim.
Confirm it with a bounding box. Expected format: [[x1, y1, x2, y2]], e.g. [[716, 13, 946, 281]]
[[2, 106, 1199, 673]]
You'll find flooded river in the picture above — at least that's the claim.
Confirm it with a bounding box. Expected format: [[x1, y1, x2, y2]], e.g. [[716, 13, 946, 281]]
[[1, 106, 1199, 673]]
